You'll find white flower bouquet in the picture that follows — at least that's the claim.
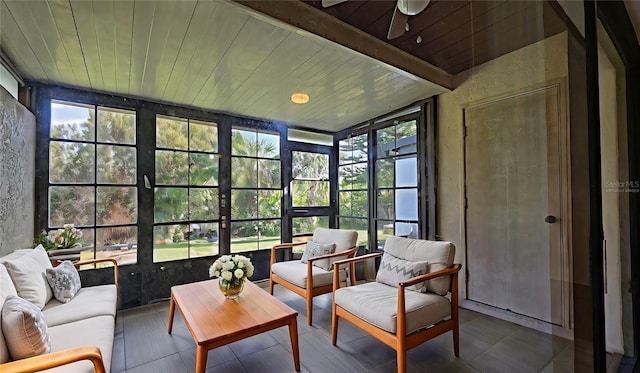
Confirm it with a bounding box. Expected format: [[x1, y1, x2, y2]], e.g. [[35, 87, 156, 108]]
[[209, 255, 254, 289]]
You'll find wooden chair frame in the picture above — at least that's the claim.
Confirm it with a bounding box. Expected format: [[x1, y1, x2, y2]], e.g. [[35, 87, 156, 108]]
[[0, 258, 118, 373], [269, 242, 357, 325], [331, 253, 462, 373]]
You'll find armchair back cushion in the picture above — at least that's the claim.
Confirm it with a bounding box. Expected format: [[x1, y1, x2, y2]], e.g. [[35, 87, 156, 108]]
[[2, 246, 54, 309], [1, 295, 51, 359], [383, 236, 455, 295], [0, 265, 17, 364], [312, 228, 357, 253]]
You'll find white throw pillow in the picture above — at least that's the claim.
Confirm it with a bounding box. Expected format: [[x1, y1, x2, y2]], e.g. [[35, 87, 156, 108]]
[[1, 295, 51, 359], [2, 245, 54, 309], [300, 241, 336, 271], [376, 253, 429, 292], [46, 260, 82, 303]]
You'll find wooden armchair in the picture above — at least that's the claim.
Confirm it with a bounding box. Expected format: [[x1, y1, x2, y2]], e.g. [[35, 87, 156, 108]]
[[269, 228, 358, 325], [331, 236, 461, 373]]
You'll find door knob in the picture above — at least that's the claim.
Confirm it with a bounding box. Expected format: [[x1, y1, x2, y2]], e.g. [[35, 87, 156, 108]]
[[545, 215, 557, 224]]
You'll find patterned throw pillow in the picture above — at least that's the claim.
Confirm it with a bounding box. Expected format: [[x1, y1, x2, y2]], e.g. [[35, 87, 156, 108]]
[[300, 241, 336, 271], [45, 260, 81, 303], [1, 295, 51, 359], [376, 253, 429, 292]]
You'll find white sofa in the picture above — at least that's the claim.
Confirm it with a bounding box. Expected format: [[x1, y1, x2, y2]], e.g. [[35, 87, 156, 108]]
[[0, 247, 118, 373]]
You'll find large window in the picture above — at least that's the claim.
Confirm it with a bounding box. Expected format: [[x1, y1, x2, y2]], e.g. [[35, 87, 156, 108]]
[[292, 151, 329, 207], [374, 120, 419, 249], [230, 128, 281, 252], [338, 134, 369, 248], [153, 115, 219, 262], [49, 100, 137, 264]]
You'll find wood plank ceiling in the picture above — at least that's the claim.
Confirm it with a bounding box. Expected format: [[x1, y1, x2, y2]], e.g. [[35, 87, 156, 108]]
[[306, 0, 568, 75], [0, 0, 568, 131], [0, 0, 448, 132]]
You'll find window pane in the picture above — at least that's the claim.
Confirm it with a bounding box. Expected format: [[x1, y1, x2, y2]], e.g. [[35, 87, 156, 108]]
[[376, 159, 393, 188], [292, 216, 329, 236], [189, 120, 218, 152], [190, 153, 218, 186], [188, 222, 219, 258], [377, 126, 395, 155], [376, 189, 394, 220], [96, 186, 137, 225], [97, 107, 135, 144], [257, 132, 280, 159], [339, 217, 368, 248], [376, 220, 393, 250], [395, 156, 417, 187], [352, 163, 368, 190], [49, 186, 95, 226], [49, 142, 95, 183], [258, 190, 281, 218], [258, 220, 281, 249], [97, 145, 136, 184], [156, 116, 187, 150], [395, 189, 418, 220], [339, 191, 352, 215], [154, 187, 188, 223], [258, 159, 280, 188], [155, 150, 188, 185], [292, 180, 329, 207], [292, 152, 328, 179], [153, 224, 189, 262], [96, 226, 137, 265], [396, 120, 417, 145], [353, 134, 368, 163], [189, 188, 219, 220], [230, 221, 259, 252], [231, 158, 257, 187], [231, 190, 257, 219], [339, 139, 352, 165], [395, 222, 418, 239], [352, 191, 368, 218], [232, 129, 257, 156], [338, 165, 352, 190], [51, 101, 94, 141]]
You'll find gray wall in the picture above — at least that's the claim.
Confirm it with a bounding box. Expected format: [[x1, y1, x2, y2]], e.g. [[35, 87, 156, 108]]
[[0, 86, 35, 255]]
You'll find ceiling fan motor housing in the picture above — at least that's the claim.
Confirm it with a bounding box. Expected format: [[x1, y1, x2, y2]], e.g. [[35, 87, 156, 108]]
[[397, 0, 431, 16]]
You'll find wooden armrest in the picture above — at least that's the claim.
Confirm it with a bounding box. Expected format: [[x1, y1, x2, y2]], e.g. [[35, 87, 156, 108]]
[[398, 264, 462, 288], [74, 258, 119, 287], [0, 346, 106, 373], [307, 246, 358, 264], [332, 252, 383, 270], [270, 242, 307, 265]]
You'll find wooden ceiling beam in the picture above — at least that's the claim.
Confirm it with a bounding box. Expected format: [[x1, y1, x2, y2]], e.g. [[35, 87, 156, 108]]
[[232, 0, 454, 90]]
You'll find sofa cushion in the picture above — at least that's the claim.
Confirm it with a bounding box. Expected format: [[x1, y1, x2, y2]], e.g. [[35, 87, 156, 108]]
[[1, 295, 51, 360], [376, 253, 429, 292], [334, 281, 451, 334], [46, 260, 82, 303], [0, 265, 18, 364], [2, 245, 54, 308], [272, 260, 346, 289], [383, 236, 455, 295], [312, 228, 357, 253], [300, 241, 336, 271], [42, 284, 117, 327], [46, 315, 114, 373]]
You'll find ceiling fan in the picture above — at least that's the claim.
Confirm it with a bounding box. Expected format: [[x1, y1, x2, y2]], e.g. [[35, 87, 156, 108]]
[[321, 0, 431, 39]]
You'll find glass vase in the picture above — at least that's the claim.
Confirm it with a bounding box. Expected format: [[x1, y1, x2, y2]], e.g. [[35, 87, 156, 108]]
[[218, 277, 245, 300]]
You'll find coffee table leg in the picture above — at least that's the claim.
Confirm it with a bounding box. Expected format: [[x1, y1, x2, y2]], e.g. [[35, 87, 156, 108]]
[[167, 294, 175, 334], [195, 345, 208, 373], [288, 317, 301, 371]]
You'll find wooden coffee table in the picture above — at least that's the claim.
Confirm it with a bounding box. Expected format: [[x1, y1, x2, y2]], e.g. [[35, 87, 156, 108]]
[[167, 279, 300, 373]]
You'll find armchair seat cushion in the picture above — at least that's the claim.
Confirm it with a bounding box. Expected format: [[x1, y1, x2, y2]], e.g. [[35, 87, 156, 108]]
[[334, 282, 451, 334], [272, 261, 346, 289]]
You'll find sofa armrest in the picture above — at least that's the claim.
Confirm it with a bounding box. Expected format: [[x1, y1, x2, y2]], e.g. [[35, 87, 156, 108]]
[[0, 346, 106, 373], [269, 242, 307, 266], [74, 258, 119, 287]]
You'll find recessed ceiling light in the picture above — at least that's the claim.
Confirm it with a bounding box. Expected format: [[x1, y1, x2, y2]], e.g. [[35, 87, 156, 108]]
[[291, 93, 310, 104]]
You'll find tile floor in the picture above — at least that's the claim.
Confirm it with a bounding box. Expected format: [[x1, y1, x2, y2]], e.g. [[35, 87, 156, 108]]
[[111, 283, 611, 373]]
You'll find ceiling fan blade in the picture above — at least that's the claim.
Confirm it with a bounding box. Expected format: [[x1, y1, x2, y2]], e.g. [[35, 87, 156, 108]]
[[321, 0, 348, 7], [387, 7, 409, 39], [397, 0, 431, 16]]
